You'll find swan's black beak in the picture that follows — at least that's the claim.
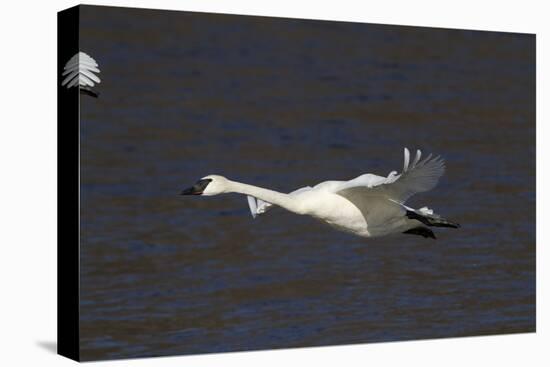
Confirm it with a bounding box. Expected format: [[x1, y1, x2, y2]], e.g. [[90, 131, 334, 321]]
[[181, 178, 212, 195]]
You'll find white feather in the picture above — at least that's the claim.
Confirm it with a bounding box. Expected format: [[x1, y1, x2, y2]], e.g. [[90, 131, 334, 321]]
[[247, 196, 258, 218], [61, 51, 101, 90], [403, 147, 410, 172]]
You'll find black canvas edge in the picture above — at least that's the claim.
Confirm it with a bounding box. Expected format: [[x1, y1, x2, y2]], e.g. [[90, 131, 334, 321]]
[[58, 5, 80, 362]]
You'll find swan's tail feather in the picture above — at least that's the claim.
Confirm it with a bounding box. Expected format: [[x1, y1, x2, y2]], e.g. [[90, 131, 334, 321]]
[[246, 196, 273, 218], [406, 207, 461, 228]]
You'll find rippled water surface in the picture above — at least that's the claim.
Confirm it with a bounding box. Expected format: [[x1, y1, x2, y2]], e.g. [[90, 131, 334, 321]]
[[77, 5, 535, 361]]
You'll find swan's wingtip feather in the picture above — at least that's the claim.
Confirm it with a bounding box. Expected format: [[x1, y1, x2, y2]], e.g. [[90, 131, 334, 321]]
[[246, 195, 258, 218], [411, 149, 422, 167], [403, 147, 410, 172]]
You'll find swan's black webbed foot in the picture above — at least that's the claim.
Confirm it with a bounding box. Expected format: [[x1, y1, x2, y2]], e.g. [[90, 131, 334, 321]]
[[405, 210, 460, 228], [403, 227, 436, 239]]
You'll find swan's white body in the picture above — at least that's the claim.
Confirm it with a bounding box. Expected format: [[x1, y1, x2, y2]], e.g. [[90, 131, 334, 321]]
[[185, 148, 458, 238]]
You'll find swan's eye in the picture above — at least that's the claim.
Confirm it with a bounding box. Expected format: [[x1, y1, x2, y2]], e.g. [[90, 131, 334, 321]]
[[181, 178, 212, 195]]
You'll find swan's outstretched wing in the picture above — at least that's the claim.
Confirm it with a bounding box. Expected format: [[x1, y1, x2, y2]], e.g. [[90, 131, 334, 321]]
[[337, 148, 445, 203], [247, 186, 312, 218], [381, 148, 445, 203]]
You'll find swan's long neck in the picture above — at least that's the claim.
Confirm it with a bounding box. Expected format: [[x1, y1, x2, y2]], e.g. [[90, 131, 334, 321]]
[[226, 180, 304, 214]]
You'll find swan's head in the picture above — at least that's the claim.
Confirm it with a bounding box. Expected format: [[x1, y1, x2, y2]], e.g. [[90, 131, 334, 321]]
[[180, 175, 230, 196]]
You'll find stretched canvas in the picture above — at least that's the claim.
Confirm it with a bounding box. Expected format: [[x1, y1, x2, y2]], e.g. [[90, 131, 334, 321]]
[[58, 4, 536, 362]]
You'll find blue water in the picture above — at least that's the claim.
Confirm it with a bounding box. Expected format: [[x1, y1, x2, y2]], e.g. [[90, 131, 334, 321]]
[[77, 5, 535, 361]]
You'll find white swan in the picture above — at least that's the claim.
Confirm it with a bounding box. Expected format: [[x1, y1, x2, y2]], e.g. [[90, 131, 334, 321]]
[[182, 148, 459, 239], [61, 51, 101, 98]]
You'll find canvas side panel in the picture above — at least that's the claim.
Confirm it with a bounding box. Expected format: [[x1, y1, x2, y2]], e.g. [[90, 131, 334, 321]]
[[57, 5, 80, 362]]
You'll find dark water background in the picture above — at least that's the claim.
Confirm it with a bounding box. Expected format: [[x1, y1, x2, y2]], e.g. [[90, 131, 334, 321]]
[[77, 5, 535, 361]]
